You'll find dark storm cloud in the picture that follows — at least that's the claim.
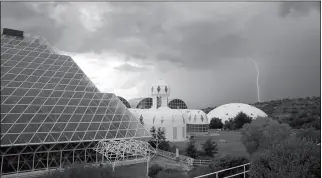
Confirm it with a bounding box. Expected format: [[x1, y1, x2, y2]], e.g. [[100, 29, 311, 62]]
[[1, 2, 320, 108], [1, 2, 64, 45], [114, 63, 148, 72], [279, 1, 320, 17]]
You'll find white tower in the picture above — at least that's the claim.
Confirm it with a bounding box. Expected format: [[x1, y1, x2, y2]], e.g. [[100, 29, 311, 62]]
[[151, 80, 170, 109]]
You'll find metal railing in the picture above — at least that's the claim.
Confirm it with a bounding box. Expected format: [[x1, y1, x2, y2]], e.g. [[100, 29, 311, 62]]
[[155, 149, 194, 166], [193, 159, 211, 166], [193, 163, 250, 178]]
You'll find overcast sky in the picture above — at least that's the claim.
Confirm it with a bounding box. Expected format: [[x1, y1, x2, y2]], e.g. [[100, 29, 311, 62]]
[[1, 2, 320, 109]]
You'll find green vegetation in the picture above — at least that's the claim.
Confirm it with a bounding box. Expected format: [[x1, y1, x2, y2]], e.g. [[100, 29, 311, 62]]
[[241, 117, 321, 178], [37, 163, 148, 178], [252, 96, 320, 130], [209, 117, 223, 129], [171, 131, 248, 158], [188, 155, 249, 178], [241, 117, 292, 154], [201, 138, 218, 158], [148, 126, 171, 151], [185, 140, 198, 158]]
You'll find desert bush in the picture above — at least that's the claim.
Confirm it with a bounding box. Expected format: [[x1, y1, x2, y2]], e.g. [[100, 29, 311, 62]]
[[241, 117, 292, 154], [249, 137, 321, 178], [296, 128, 321, 143], [149, 164, 164, 178]]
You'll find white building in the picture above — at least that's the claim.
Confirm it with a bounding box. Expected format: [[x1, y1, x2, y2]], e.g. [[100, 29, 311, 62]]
[[125, 80, 209, 142], [207, 103, 268, 123]]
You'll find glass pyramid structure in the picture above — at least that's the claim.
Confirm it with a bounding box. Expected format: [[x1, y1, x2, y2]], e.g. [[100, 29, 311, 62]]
[[0, 28, 151, 175]]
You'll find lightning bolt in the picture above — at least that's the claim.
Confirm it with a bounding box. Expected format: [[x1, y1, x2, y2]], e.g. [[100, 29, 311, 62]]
[[250, 59, 261, 102]]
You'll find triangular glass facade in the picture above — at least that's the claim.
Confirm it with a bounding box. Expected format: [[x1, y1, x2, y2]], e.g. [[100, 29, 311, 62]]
[[1, 29, 151, 175], [1, 31, 150, 146]]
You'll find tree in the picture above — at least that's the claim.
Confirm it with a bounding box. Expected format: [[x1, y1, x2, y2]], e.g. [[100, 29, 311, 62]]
[[223, 118, 235, 130], [233, 112, 252, 129], [241, 117, 292, 155], [186, 140, 198, 159], [201, 138, 218, 157], [249, 137, 321, 178], [209, 118, 223, 129], [148, 126, 170, 151]]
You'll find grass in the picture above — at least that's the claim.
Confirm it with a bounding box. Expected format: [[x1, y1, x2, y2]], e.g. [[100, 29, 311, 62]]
[[38, 163, 149, 178], [170, 131, 249, 159]]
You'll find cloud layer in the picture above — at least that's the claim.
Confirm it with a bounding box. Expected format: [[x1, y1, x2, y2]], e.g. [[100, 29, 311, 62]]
[[1, 2, 320, 108]]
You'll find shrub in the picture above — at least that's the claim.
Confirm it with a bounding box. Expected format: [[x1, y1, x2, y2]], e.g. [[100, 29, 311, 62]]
[[249, 137, 321, 178], [207, 156, 249, 178], [241, 117, 292, 154], [223, 118, 235, 130], [201, 138, 218, 158], [186, 140, 198, 159], [149, 164, 164, 178], [188, 166, 213, 178], [209, 118, 223, 129], [296, 128, 321, 144], [233, 112, 252, 129]]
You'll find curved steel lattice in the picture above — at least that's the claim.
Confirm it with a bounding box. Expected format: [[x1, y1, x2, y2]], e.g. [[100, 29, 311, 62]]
[[168, 99, 188, 109], [94, 139, 156, 164], [117, 96, 131, 108]]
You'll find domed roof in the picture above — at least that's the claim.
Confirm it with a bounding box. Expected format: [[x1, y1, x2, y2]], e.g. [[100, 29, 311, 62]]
[[207, 103, 267, 122], [182, 109, 209, 124], [129, 108, 186, 126]]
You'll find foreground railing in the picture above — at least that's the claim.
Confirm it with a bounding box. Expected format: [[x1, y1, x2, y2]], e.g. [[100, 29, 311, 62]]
[[155, 149, 194, 166], [193, 163, 250, 178], [192, 159, 211, 166]]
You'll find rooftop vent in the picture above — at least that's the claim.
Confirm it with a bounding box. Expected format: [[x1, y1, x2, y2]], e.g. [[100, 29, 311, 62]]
[[2, 28, 24, 38]]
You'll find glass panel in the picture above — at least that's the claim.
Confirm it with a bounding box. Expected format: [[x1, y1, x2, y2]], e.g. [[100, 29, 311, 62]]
[[8, 124, 27, 133], [16, 114, 34, 123], [76, 123, 88, 131], [83, 131, 96, 140], [3, 96, 21, 104], [24, 124, 41, 133], [65, 123, 78, 131], [2, 114, 21, 123], [15, 133, 33, 144], [30, 113, 47, 123], [57, 114, 71, 122], [1, 124, 13, 133], [38, 123, 54, 132], [18, 97, 35, 104]]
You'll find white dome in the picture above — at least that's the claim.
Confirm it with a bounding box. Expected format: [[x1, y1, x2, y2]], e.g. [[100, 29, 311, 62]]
[[207, 103, 267, 123], [129, 108, 186, 127], [182, 109, 209, 124], [129, 108, 186, 141]]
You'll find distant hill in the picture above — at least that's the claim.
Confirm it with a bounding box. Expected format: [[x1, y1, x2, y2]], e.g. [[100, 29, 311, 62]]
[[201, 96, 320, 117], [250, 96, 320, 118], [201, 96, 321, 130]]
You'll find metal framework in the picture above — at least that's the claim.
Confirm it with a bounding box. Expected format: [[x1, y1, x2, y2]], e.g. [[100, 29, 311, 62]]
[[117, 96, 131, 108], [0, 29, 152, 176], [94, 139, 156, 174], [168, 98, 188, 109]]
